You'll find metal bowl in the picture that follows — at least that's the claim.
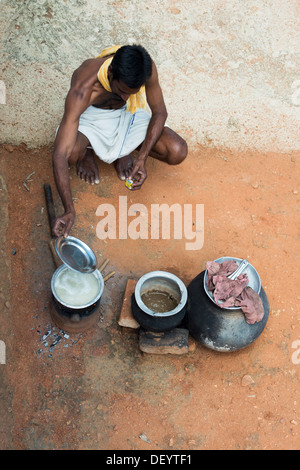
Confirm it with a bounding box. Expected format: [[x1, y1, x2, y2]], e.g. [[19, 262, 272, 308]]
[[55, 236, 97, 273], [135, 271, 188, 318], [203, 257, 261, 310], [133, 271, 188, 332], [51, 264, 104, 310]]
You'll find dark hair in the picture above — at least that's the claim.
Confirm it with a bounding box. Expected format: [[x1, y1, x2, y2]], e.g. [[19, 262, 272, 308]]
[[111, 45, 152, 88]]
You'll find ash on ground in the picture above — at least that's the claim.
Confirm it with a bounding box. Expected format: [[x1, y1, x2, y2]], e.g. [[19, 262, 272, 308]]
[[35, 323, 81, 357]]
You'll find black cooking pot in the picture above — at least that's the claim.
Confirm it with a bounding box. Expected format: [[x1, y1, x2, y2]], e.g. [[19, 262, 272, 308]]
[[132, 271, 188, 332], [51, 264, 104, 321], [50, 296, 101, 334], [52, 295, 100, 319], [186, 271, 269, 351]]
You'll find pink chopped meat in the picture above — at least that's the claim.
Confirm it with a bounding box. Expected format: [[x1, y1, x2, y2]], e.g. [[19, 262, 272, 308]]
[[213, 274, 249, 305], [206, 261, 222, 276], [206, 260, 238, 290], [221, 297, 236, 308], [217, 260, 239, 277], [205, 260, 264, 324], [235, 286, 264, 324], [206, 261, 221, 290]]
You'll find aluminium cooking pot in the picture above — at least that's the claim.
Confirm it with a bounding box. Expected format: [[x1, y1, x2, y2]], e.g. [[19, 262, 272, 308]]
[[51, 264, 104, 319], [132, 271, 188, 332]]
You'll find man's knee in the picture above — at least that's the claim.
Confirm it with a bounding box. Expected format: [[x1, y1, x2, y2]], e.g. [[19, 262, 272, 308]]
[[69, 147, 80, 165], [168, 137, 188, 165], [69, 132, 90, 165]]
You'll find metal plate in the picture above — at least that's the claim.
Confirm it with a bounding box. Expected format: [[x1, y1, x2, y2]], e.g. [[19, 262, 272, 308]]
[[55, 236, 97, 273], [203, 256, 261, 310]]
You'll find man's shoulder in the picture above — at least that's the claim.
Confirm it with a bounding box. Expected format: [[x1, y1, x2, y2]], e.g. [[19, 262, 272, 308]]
[[71, 58, 104, 87], [145, 60, 159, 87]]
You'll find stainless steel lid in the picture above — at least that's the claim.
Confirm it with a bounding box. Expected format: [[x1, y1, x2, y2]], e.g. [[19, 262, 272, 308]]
[[55, 236, 97, 273]]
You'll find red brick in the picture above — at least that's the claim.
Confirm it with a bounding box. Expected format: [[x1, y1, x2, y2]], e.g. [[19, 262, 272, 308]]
[[118, 279, 140, 329], [139, 328, 189, 355]]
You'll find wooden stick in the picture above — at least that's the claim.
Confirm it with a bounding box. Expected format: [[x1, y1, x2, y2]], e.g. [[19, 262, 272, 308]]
[[103, 271, 115, 282], [49, 239, 63, 268], [44, 183, 56, 235], [98, 258, 109, 272]]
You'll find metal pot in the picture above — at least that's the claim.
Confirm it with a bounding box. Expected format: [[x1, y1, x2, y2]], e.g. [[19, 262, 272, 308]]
[[51, 264, 104, 320], [186, 271, 269, 351], [132, 271, 188, 332]]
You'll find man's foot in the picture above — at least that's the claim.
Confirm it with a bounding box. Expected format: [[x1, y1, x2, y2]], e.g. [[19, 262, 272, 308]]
[[76, 149, 100, 184], [114, 154, 133, 180]]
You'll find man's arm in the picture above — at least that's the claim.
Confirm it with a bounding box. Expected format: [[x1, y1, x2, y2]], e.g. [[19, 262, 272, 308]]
[[129, 61, 168, 190], [52, 87, 90, 237]]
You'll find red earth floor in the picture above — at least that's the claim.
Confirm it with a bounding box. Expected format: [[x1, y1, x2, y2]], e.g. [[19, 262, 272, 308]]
[[0, 143, 299, 450]]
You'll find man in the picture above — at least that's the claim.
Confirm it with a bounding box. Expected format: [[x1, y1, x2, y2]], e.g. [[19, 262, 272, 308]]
[[52, 44, 187, 237]]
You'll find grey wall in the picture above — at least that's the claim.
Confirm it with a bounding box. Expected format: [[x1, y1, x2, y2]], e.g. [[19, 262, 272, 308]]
[[0, 0, 299, 152]]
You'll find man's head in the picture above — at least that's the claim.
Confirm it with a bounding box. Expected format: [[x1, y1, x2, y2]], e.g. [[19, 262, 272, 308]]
[[110, 45, 152, 89]]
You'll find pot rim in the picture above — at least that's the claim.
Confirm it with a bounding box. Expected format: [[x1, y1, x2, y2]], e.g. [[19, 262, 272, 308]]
[[134, 270, 188, 317], [51, 264, 104, 310]]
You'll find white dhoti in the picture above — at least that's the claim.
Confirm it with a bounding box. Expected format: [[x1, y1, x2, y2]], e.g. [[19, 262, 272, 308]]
[[78, 105, 151, 164]]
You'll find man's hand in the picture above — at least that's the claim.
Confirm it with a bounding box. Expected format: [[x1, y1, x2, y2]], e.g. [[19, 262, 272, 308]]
[[128, 159, 147, 191], [52, 211, 75, 238]]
